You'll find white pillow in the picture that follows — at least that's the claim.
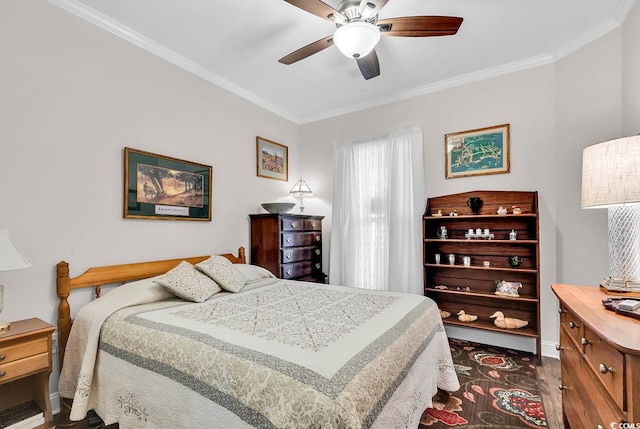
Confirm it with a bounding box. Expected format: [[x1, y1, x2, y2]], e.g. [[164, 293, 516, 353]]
[[233, 264, 276, 282], [154, 261, 222, 302], [196, 256, 247, 293]]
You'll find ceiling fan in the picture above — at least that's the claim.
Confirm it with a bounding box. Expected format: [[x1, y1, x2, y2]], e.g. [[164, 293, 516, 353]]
[[278, 0, 463, 80]]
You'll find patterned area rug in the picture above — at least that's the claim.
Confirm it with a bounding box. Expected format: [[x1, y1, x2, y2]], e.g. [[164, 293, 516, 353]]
[[420, 338, 548, 428]]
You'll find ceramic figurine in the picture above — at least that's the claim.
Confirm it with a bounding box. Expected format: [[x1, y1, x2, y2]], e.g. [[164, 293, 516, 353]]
[[457, 310, 478, 322], [449, 209, 458, 216], [497, 206, 508, 215], [490, 311, 529, 329], [440, 309, 452, 319], [432, 210, 443, 217], [512, 206, 522, 215]]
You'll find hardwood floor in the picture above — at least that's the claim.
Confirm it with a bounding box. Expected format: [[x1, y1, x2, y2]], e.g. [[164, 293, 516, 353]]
[[537, 356, 564, 428], [52, 356, 565, 429]]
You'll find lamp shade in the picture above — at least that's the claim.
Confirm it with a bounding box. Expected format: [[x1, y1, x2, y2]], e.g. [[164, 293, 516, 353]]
[[290, 178, 313, 197], [582, 135, 640, 208], [333, 21, 381, 59], [0, 230, 32, 271]]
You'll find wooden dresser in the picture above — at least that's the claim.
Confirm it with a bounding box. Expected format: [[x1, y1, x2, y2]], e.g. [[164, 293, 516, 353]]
[[249, 213, 325, 283], [552, 284, 640, 427]]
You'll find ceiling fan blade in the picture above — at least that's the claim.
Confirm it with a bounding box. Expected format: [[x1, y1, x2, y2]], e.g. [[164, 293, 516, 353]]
[[283, 0, 345, 23], [378, 16, 463, 37], [356, 49, 380, 80], [279, 35, 334, 65], [359, 0, 389, 19]]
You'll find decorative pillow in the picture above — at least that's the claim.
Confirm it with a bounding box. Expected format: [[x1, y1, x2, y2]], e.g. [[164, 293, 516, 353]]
[[233, 264, 276, 282], [196, 256, 247, 293], [154, 260, 222, 302]]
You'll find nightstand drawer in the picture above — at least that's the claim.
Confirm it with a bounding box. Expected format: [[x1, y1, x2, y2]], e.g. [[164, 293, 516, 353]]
[[0, 352, 49, 384], [583, 325, 624, 409], [0, 337, 48, 365], [280, 218, 304, 231]]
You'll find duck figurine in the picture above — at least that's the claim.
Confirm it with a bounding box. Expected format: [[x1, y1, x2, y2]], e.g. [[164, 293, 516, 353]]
[[490, 311, 528, 329], [439, 309, 452, 319], [457, 310, 478, 322]]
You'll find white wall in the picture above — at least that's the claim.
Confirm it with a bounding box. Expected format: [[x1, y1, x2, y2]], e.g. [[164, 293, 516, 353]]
[[0, 1, 302, 324]]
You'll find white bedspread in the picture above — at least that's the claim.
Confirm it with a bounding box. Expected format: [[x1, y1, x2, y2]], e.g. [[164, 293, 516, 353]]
[[59, 277, 459, 428]]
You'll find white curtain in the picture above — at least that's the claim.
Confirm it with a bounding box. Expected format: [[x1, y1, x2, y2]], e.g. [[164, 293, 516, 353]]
[[329, 126, 426, 294]]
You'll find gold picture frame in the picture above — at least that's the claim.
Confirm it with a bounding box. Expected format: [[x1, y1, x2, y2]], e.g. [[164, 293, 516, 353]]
[[124, 147, 212, 221], [256, 136, 288, 181], [445, 124, 510, 179]]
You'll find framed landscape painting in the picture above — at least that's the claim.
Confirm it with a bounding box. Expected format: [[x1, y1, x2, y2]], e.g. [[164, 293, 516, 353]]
[[445, 124, 510, 179], [124, 147, 212, 221], [256, 136, 288, 181]]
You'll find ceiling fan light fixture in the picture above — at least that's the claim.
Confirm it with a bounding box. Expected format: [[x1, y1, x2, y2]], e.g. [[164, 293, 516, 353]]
[[333, 21, 381, 59]]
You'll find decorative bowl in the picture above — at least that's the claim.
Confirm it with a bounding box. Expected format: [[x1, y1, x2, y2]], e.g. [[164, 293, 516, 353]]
[[261, 202, 295, 213]]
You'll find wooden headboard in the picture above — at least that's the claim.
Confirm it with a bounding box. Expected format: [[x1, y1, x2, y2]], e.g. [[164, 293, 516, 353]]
[[55, 247, 246, 368]]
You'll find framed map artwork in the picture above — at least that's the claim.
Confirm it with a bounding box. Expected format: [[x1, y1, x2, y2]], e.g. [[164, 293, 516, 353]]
[[445, 124, 510, 179]]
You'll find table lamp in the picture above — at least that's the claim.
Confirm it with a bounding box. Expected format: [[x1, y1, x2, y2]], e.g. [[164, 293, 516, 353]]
[[289, 178, 313, 213], [0, 230, 32, 333], [581, 135, 640, 296]]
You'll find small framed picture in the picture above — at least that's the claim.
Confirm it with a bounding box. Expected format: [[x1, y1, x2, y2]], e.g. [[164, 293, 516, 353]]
[[124, 147, 212, 221], [256, 136, 288, 181], [445, 124, 510, 179]]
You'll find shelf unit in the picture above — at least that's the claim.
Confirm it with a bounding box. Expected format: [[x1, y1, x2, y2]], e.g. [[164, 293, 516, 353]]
[[423, 190, 541, 359]]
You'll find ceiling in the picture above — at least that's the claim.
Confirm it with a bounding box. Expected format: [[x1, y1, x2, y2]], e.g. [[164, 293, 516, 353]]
[[50, 0, 634, 124]]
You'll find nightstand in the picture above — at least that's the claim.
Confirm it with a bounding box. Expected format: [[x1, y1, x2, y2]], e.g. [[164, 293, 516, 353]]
[[0, 318, 55, 428]]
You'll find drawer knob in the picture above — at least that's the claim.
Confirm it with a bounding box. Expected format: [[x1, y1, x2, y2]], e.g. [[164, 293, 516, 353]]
[[315, 235, 321, 242], [290, 222, 297, 228], [558, 308, 564, 314], [285, 252, 292, 259], [286, 269, 292, 275], [310, 222, 315, 228], [0, 354, 5, 361], [0, 371, 5, 378], [557, 383, 566, 391], [286, 237, 292, 243], [315, 263, 321, 269], [597, 425, 604, 429], [555, 344, 564, 351], [315, 249, 320, 255], [581, 337, 592, 346], [599, 363, 614, 374], [568, 321, 578, 329]]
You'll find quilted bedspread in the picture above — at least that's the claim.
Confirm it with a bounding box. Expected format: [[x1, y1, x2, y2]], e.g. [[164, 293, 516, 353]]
[[59, 278, 459, 428]]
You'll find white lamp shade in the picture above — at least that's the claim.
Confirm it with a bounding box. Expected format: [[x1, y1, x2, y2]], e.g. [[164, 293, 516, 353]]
[[290, 178, 313, 197], [333, 21, 381, 59], [0, 230, 32, 271], [582, 135, 640, 208]]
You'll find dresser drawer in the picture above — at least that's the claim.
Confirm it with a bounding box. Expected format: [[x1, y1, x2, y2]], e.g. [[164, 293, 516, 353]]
[[560, 329, 624, 426], [303, 219, 321, 231], [0, 352, 49, 384], [583, 325, 624, 409], [559, 304, 583, 349], [282, 232, 321, 247], [0, 337, 49, 365], [281, 246, 321, 264], [280, 218, 304, 231]]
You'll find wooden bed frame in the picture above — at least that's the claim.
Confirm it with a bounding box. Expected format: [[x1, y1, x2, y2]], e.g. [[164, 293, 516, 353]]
[[55, 247, 246, 368]]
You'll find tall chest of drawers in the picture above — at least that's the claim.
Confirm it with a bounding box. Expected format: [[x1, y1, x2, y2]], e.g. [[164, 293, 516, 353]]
[[249, 213, 325, 282], [552, 284, 640, 428]]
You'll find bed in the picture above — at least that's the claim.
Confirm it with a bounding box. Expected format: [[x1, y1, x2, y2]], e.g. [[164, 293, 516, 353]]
[[56, 247, 459, 428]]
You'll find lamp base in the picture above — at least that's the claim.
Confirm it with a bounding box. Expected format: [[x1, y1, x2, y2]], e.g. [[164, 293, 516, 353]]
[[600, 277, 640, 298], [0, 319, 10, 334]]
